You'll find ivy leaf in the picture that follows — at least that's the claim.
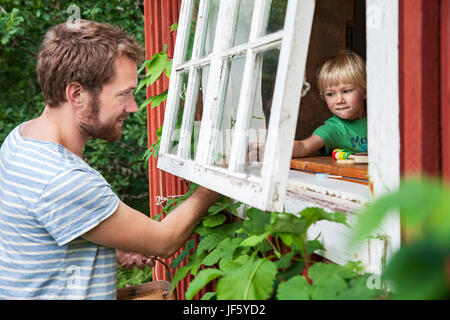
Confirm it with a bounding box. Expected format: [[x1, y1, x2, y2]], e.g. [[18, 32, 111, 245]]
[[216, 256, 277, 300], [185, 269, 223, 300], [276, 275, 310, 300]]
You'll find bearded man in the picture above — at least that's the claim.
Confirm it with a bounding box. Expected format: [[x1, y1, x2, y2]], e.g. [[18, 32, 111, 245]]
[[0, 20, 218, 300]]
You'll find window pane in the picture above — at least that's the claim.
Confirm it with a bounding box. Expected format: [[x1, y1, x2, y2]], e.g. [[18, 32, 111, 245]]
[[184, 0, 200, 62], [264, 0, 288, 34], [232, 0, 255, 47], [190, 64, 210, 160], [202, 0, 220, 57], [168, 71, 190, 155], [244, 46, 281, 176], [214, 55, 246, 168]]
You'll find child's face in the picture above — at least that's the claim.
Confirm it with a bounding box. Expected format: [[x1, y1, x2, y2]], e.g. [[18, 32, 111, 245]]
[[323, 83, 366, 120]]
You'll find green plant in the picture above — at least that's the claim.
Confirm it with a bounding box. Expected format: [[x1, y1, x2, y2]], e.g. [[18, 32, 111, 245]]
[[169, 187, 382, 300], [352, 177, 450, 300]]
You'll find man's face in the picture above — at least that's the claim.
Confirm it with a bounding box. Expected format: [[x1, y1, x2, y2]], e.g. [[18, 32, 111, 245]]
[[78, 55, 139, 142]]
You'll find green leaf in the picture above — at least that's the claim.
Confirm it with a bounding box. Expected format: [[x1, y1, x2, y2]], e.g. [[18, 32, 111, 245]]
[[216, 257, 277, 300], [242, 207, 271, 234], [202, 238, 242, 267], [185, 269, 223, 300], [169, 238, 196, 269], [170, 23, 178, 32], [308, 263, 349, 299], [383, 240, 449, 299], [196, 234, 226, 255], [137, 59, 150, 75], [276, 275, 310, 300], [239, 232, 270, 247], [201, 292, 216, 300], [171, 265, 191, 291], [207, 202, 229, 215], [269, 212, 307, 236], [202, 213, 226, 228]]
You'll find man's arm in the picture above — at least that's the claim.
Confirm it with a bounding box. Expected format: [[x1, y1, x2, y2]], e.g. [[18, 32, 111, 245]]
[[82, 186, 219, 258], [292, 135, 325, 158]]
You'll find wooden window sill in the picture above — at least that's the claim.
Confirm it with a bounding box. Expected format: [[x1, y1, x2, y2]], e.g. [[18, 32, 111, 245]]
[[290, 156, 368, 185]]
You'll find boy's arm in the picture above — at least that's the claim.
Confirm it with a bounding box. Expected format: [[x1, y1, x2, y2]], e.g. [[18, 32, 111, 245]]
[[292, 135, 325, 158], [81, 186, 219, 258]]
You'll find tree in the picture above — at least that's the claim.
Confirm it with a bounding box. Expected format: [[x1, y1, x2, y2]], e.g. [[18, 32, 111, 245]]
[[0, 0, 150, 214]]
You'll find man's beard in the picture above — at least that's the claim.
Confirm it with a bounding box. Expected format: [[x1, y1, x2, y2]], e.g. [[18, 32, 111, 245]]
[[78, 93, 125, 142]]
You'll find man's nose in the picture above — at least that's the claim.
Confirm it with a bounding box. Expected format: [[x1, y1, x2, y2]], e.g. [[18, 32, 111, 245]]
[[126, 98, 139, 113]]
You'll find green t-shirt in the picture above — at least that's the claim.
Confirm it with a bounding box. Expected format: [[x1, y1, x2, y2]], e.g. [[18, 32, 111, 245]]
[[312, 115, 368, 155]]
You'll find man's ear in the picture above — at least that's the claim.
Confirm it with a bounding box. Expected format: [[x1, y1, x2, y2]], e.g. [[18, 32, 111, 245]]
[[65, 82, 85, 108]]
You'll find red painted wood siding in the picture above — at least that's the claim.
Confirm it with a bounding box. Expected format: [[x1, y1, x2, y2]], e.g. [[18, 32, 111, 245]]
[[143, 0, 210, 300], [441, 0, 450, 180], [399, 0, 441, 176]]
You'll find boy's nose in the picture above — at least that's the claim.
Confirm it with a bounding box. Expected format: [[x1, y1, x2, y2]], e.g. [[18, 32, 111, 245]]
[[336, 94, 345, 104]]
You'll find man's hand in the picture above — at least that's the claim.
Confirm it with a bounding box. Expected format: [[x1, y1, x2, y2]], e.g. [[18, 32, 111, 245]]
[[116, 249, 155, 270]]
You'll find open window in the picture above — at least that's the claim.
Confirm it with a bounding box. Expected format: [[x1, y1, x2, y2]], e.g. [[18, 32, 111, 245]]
[[158, 0, 400, 273]]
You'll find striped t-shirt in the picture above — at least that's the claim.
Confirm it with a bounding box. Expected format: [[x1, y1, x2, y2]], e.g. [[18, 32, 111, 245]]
[[0, 123, 120, 299]]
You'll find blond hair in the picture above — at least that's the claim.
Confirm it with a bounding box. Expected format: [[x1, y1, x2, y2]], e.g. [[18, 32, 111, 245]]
[[37, 20, 144, 108], [317, 50, 366, 99]]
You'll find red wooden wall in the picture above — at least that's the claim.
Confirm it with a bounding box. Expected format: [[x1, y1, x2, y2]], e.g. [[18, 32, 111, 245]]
[[143, 0, 449, 300], [399, 0, 450, 179], [144, 0, 211, 300]]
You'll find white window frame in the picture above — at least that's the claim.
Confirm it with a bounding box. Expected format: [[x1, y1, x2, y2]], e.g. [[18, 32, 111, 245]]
[[158, 0, 401, 273]]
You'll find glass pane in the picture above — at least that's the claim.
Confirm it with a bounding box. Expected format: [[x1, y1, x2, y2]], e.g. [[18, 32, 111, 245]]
[[264, 0, 288, 34], [232, 0, 255, 47], [243, 46, 281, 176], [168, 71, 190, 155], [189, 64, 210, 160], [202, 0, 220, 57], [214, 55, 246, 168], [184, 0, 200, 62]]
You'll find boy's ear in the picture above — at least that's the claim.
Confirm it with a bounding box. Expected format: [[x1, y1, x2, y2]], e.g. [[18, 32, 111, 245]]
[[65, 82, 85, 108]]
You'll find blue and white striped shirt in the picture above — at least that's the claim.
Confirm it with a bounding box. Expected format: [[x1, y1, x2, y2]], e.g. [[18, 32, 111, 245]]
[[0, 123, 120, 299]]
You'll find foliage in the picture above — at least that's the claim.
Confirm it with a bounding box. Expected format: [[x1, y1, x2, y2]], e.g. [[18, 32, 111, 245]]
[[169, 189, 381, 300], [117, 265, 153, 289], [0, 0, 150, 214], [352, 177, 450, 300]]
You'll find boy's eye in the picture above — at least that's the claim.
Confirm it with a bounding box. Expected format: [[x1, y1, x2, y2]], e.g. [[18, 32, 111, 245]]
[[325, 92, 334, 97], [343, 89, 353, 93]]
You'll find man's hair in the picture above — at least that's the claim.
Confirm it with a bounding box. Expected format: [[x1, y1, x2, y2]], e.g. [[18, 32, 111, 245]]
[[316, 50, 366, 99], [37, 19, 144, 108]]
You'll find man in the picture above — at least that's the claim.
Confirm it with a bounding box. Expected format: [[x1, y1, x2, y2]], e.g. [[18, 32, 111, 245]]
[[0, 20, 219, 299]]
